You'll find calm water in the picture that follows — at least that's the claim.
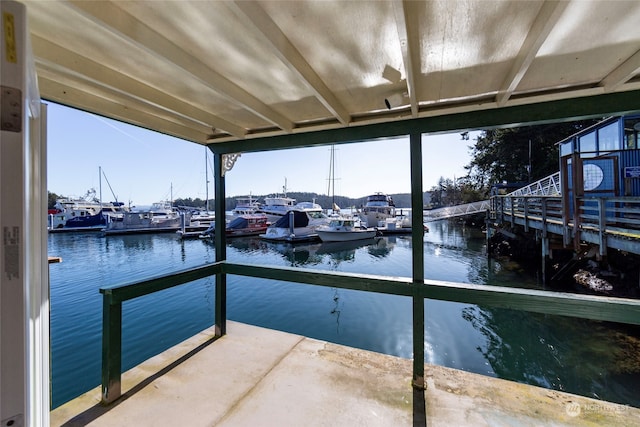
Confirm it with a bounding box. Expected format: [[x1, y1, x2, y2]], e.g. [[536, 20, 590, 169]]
[[49, 221, 640, 409]]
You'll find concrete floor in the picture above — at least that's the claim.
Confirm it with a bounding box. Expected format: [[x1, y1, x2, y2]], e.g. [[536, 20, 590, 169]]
[[51, 321, 640, 427]]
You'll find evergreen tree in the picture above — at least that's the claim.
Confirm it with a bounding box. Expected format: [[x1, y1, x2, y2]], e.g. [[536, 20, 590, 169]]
[[466, 120, 601, 191], [48, 191, 62, 209]]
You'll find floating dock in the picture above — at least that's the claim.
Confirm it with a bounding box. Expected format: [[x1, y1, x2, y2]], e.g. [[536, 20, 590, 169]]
[[51, 321, 639, 426]]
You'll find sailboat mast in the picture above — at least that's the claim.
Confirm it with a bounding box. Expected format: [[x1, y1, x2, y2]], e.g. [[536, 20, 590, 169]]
[[205, 146, 209, 211], [99, 166, 103, 204], [328, 145, 336, 209]]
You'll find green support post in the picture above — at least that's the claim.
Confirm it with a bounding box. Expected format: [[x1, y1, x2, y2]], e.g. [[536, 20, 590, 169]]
[[410, 132, 425, 390], [101, 293, 122, 404], [213, 150, 227, 337]]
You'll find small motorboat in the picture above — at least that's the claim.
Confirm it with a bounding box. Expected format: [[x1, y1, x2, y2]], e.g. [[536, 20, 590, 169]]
[[200, 213, 269, 239], [260, 209, 327, 242], [316, 217, 379, 242]]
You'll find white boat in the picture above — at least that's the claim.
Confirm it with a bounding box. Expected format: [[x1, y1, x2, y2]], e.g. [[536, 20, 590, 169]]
[[227, 195, 261, 220], [257, 194, 297, 222], [103, 201, 182, 235], [48, 194, 128, 231], [187, 209, 216, 226], [374, 215, 429, 234], [260, 209, 328, 242], [358, 192, 396, 228], [147, 200, 177, 216], [293, 201, 322, 213], [48, 197, 102, 229], [316, 217, 378, 242]]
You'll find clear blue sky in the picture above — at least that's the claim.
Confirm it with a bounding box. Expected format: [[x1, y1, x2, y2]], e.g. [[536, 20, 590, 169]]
[[47, 102, 478, 206]]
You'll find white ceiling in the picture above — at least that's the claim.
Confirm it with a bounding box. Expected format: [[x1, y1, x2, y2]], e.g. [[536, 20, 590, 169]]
[[24, 0, 640, 146]]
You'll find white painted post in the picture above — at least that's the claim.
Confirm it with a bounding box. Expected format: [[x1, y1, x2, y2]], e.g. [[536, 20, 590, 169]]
[[1, 2, 48, 426]]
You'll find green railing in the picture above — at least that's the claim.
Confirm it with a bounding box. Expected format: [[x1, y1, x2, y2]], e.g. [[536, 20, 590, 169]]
[[100, 262, 223, 403], [100, 260, 640, 404]]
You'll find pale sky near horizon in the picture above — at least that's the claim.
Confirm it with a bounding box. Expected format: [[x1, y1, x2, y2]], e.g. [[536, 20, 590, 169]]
[[46, 102, 478, 206]]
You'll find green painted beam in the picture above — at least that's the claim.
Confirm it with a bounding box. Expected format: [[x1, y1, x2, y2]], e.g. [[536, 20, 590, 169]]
[[420, 279, 640, 326], [222, 262, 640, 325], [209, 90, 640, 154], [222, 262, 415, 296], [100, 263, 222, 304]]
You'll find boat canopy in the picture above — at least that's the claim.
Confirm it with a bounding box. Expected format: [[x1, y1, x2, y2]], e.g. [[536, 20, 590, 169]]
[[228, 216, 250, 229], [272, 210, 309, 228]]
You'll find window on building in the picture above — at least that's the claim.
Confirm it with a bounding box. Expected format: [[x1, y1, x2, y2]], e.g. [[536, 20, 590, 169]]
[[598, 122, 619, 153], [560, 141, 573, 157], [624, 117, 639, 149], [579, 131, 596, 157]]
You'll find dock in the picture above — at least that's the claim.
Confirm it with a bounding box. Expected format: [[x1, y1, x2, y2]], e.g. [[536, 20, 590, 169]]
[[51, 321, 639, 426]]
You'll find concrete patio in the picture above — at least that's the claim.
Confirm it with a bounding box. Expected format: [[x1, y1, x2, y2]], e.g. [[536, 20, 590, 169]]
[[51, 321, 640, 426]]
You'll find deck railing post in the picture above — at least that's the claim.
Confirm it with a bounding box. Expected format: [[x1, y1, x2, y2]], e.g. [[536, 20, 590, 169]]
[[541, 198, 548, 237], [541, 199, 549, 284], [598, 198, 607, 257], [523, 197, 529, 232], [101, 292, 122, 404], [509, 196, 515, 226]]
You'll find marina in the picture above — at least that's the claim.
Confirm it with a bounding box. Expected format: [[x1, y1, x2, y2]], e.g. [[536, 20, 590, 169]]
[[47, 222, 640, 412], [5, 1, 640, 425]]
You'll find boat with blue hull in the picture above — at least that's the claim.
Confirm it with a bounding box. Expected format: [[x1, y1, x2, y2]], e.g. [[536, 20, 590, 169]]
[[48, 201, 129, 232]]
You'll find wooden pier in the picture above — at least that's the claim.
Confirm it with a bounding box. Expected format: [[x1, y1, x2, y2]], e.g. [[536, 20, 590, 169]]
[[490, 194, 640, 257]]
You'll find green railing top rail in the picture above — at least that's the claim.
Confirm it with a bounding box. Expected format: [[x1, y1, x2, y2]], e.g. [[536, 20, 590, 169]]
[[100, 260, 640, 326], [222, 262, 640, 326], [100, 262, 223, 304]]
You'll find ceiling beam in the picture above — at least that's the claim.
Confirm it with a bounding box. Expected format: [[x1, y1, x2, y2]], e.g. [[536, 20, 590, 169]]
[[391, 0, 419, 117], [228, 1, 351, 125], [39, 76, 210, 143], [36, 61, 213, 138], [496, 0, 569, 107], [209, 89, 640, 154], [600, 48, 640, 92], [67, 0, 294, 133], [31, 35, 247, 139]]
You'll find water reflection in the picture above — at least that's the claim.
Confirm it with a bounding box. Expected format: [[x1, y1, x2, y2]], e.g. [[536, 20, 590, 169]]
[[262, 241, 324, 266], [260, 237, 394, 267], [225, 236, 266, 253], [462, 305, 640, 406]]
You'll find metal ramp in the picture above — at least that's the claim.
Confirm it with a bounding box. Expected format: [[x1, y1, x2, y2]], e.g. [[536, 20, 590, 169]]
[[424, 200, 491, 222], [503, 172, 561, 197]]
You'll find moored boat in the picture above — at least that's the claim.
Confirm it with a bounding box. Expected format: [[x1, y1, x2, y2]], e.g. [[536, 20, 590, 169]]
[[374, 216, 428, 235], [256, 194, 297, 222], [103, 202, 182, 235], [227, 195, 261, 220], [316, 217, 379, 242], [199, 213, 269, 239], [48, 197, 129, 232], [358, 192, 396, 228], [260, 209, 328, 242]]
